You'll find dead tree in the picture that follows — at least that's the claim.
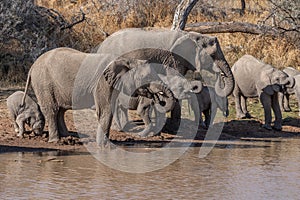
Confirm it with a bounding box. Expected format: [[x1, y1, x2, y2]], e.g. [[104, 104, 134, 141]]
[[171, 0, 199, 30]]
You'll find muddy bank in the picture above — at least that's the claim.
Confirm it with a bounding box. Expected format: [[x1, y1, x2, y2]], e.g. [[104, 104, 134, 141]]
[[1, 87, 300, 153]]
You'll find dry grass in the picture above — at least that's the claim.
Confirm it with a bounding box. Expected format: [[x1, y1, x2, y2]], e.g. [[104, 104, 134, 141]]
[[36, 0, 299, 69]]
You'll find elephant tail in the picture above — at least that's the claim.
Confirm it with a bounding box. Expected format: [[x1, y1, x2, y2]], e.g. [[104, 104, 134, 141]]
[[21, 68, 32, 107]]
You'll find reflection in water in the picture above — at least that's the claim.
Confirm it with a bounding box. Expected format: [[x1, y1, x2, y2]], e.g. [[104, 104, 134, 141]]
[[1, 139, 300, 199]]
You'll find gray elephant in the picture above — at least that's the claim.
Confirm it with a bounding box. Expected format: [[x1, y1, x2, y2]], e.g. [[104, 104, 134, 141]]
[[23, 47, 196, 143], [113, 70, 203, 136], [232, 55, 295, 130], [96, 28, 234, 131], [7, 91, 45, 137], [190, 86, 229, 129], [278, 67, 300, 115], [97, 28, 234, 97]]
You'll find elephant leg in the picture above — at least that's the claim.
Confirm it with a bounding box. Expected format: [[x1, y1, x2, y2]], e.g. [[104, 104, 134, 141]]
[[278, 92, 285, 111], [57, 108, 69, 137], [283, 94, 292, 112], [234, 90, 246, 119], [95, 103, 112, 146], [165, 100, 181, 133], [15, 114, 25, 137], [203, 109, 210, 129], [241, 96, 251, 118], [46, 109, 60, 142], [271, 94, 282, 131], [137, 104, 153, 137], [10, 113, 19, 133], [112, 107, 128, 132], [260, 93, 272, 130]]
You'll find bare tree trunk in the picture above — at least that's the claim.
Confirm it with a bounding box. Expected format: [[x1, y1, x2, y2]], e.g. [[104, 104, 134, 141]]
[[240, 0, 246, 15], [171, 0, 199, 30]]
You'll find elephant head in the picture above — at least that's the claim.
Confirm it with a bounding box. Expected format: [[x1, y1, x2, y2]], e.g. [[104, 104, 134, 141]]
[[103, 59, 176, 112], [170, 32, 234, 97], [158, 72, 203, 100], [259, 67, 295, 95]]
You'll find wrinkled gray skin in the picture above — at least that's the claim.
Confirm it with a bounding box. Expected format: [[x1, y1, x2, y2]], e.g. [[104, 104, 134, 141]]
[[7, 91, 45, 137], [113, 94, 168, 137], [113, 71, 203, 137], [190, 86, 229, 129], [97, 28, 234, 132], [97, 28, 234, 97], [23, 47, 184, 143], [232, 55, 295, 131], [278, 67, 300, 115]]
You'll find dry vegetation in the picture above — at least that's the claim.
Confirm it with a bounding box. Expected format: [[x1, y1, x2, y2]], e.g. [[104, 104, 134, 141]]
[[36, 0, 299, 68], [0, 0, 299, 85]]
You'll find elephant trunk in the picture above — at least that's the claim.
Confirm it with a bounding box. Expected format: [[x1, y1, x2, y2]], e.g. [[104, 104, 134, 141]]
[[149, 82, 175, 112], [190, 80, 203, 93], [212, 40, 235, 97], [282, 76, 295, 88], [214, 59, 235, 97]]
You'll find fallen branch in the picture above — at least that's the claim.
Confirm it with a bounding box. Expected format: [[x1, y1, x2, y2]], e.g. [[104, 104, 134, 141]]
[[185, 21, 282, 36]]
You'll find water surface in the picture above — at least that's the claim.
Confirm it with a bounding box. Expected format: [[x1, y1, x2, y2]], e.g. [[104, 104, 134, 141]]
[[1, 139, 300, 199]]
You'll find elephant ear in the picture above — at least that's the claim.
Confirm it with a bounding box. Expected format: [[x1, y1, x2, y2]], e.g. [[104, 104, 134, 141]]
[[170, 34, 197, 70], [103, 59, 130, 87], [258, 68, 274, 95]]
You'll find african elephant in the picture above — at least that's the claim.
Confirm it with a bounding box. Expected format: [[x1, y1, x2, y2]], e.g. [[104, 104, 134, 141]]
[[190, 86, 229, 129], [96, 28, 234, 132], [232, 55, 295, 130], [97, 28, 234, 97], [7, 91, 45, 137], [22, 47, 191, 143], [278, 67, 300, 114], [113, 70, 203, 136]]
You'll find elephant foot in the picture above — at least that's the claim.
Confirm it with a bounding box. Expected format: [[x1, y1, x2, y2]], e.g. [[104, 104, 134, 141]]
[[16, 133, 24, 138], [59, 131, 70, 137], [262, 124, 272, 131], [48, 137, 59, 143], [273, 123, 282, 131], [96, 133, 109, 147], [283, 108, 292, 112], [137, 127, 158, 138], [245, 113, 252, 118], [236, 113, 247, 119]]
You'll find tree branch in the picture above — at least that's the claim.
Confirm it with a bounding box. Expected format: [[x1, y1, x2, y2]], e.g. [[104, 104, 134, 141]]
[[171, 0, 199, 30], [185, 21, 282, 36]]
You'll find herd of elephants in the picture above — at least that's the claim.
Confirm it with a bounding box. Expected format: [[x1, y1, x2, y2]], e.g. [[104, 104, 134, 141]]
[[6, 28, 300, 145]]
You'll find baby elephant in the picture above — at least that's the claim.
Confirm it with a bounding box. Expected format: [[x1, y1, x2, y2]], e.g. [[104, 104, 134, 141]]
[[191, 86, 229, 129], [7, 91, 45, 137], [232, 55, 295, 131]]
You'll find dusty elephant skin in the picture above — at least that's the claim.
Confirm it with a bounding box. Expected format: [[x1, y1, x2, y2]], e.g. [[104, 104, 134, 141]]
[[6, 91, 45, 137], [96, 28, 234, 132], [22, 47, 189, 144], [112, 70, 203, 137], [190, 86, 229, 129], [232, 55, 295, 131], [96, 28, 234, 98], [278, 67, 300, 115]]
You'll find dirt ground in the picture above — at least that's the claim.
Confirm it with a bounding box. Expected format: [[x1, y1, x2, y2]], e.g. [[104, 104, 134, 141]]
[[1, 87, 300, 153]]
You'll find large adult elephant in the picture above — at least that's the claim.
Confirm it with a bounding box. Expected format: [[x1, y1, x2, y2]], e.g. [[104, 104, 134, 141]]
[[96, 28, 234, 97], [232, 55, 295, 131], [22, 47, 197, 143]]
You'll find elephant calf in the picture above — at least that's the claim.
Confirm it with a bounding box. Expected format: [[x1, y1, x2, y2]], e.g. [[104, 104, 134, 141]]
[[113, 93, 168, 137], [6, 91, 45, 137], [191, 86, 229, 129], [278, 67, 300, 115], [232, 55, 295, 131]]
